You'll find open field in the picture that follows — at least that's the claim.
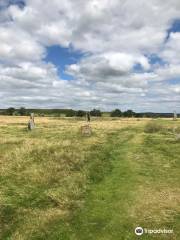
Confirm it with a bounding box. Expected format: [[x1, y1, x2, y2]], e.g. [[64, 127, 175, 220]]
[[0, 116, 180, 240]]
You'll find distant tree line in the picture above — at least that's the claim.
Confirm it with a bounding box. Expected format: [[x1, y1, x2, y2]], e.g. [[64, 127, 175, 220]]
[[110, 109, 180, 118], [2, 107, 28, 116], [0, 107, 179, 118], [64, 109, 102, 117], [0, 108, 102, 117], [110, 109, 136, 117]]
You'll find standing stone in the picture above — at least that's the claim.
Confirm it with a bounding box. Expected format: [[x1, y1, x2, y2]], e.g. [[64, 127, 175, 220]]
[[173, 111, 177, 121], [28, 113, 35, 130], [87, 112, 91, 122], [30, 113, 35, 122], [81, 124, 92, 136]]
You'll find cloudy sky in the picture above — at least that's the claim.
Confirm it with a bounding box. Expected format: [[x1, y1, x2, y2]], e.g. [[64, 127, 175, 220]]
[[0, 0, 180, 112]]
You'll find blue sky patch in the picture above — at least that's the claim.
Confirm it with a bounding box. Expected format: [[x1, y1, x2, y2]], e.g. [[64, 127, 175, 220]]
[[166, 78, 180, 85], [44, 45, 84, 80], [148, 54, 166, 66], [166, 19, 180, 41], [0, 0, 25, 10], [133, 63, 144, 73]]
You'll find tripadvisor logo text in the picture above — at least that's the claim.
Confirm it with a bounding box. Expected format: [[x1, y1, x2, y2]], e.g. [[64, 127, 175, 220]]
[[135, 226, 173, 236]]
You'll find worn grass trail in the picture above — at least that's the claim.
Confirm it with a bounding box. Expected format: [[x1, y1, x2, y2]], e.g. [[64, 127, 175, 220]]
[[69, 128, 138, 240]]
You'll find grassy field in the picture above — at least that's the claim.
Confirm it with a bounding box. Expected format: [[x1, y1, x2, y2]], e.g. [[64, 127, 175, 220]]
[[0, 116, 180, 240]]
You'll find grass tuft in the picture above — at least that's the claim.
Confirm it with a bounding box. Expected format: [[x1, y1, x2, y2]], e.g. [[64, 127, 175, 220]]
[[144, 121, 163, 133]]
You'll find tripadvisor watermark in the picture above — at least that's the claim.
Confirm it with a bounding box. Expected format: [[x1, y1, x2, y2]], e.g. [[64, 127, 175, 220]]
[[135, 226, 173, 236]]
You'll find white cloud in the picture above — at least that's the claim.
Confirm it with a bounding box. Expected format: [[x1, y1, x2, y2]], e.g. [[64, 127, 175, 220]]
[[160, 33, 180, 64], [0, 62, 58, 90], [66, 52, 150, 87], [0, 25, 45, 63]]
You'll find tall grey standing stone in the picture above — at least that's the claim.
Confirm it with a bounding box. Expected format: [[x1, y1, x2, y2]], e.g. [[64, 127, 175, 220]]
[[30, 113, 35, 122], [28, 113, 35, 130], [173, 111, 177, 121]]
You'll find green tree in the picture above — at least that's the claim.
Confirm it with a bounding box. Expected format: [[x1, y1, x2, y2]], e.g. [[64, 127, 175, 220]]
[[66, 109, 76, 117], [123, 109, 135, 117], [6, 107, 15, 115], [110, 109, 122, 117], [18, 107, 27, 116], [90, 109, 102, 117], [76, 110, 86, 117]]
